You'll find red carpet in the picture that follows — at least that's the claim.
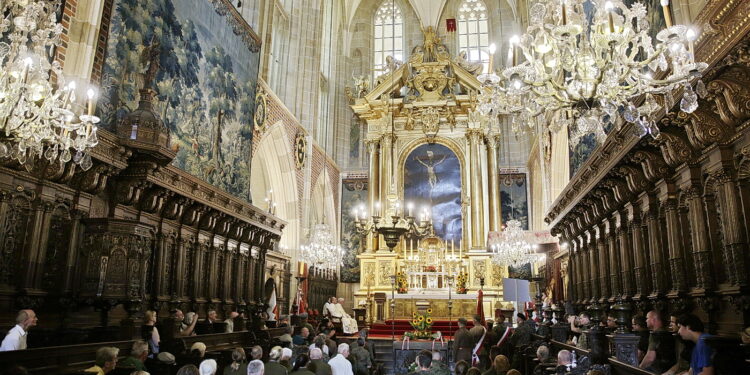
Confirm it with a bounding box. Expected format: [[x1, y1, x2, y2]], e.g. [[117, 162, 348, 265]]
[[367, 320, 475, 339]]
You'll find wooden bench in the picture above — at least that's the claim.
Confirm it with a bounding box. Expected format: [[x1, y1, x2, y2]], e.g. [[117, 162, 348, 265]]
[[0, 340, 136, 374]]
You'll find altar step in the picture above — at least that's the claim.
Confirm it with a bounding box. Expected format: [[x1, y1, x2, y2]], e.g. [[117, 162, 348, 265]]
[[367, 320, 475, 338], [372, 338, 396, 375]]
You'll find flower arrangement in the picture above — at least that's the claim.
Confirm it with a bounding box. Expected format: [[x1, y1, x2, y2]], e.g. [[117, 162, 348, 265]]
[[456, 271, 468, 294], [406, 308, 434, 339], [424, 265, 437, 272], [396, 271, 408, 294]]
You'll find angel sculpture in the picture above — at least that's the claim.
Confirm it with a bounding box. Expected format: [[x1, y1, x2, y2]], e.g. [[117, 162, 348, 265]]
[[455, 50, 483, 76]]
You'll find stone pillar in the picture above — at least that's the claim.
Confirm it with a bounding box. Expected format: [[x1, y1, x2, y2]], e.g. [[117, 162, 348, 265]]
[[597, 226, 610, 303], [467, 129, 486, 248], [607, 219, 621, 300], [663, 197, 687, 293], [712, 169, 749, 287], [367, 139, 380, 252], [684, 186, 713, 290], [486, 134, 501, 232]]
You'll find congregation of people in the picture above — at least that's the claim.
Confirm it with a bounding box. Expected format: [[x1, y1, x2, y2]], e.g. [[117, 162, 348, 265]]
[[0, 302, 731, 375]]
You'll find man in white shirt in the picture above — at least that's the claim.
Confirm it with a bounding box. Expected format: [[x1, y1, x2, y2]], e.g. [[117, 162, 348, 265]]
[[333, 298, 358, 334], [324, 297, 339, 320], [329, 343, 353, 375], [0, 309, 38, 351]]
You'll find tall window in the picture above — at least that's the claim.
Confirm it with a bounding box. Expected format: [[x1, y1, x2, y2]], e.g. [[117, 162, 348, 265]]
[[458, 0, 490, 71], [373, 0, 403, 81]]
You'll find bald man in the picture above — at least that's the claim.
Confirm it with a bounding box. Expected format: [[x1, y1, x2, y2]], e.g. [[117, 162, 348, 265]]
[[0, 309, 38, 351]]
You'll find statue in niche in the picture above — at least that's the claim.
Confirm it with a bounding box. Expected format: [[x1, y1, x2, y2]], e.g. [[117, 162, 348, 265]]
[[455, 50, 484, 76], [416, 150, 446, 195]]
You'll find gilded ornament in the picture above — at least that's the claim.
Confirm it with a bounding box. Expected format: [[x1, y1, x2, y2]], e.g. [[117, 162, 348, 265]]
[[294, 132, 307, 170]]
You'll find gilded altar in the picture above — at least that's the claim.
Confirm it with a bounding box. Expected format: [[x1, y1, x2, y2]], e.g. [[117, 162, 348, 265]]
[[349, 27, 516, 319]]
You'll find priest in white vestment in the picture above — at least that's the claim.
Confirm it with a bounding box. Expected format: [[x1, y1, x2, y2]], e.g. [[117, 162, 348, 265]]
[[333, 298, 358, 334]]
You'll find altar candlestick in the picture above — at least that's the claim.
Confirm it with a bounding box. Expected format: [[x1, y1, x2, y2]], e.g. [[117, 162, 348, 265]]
[[459, 240, 463, 258], [451, 239, 455, 258], [561, 0, 567, 25]]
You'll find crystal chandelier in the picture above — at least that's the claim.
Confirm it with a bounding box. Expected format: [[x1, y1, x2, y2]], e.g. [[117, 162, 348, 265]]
[[477, 0, 707, 146], [300, 223, 344, 270], [490, 219, 541, 268], [0, 0, 99, 170]]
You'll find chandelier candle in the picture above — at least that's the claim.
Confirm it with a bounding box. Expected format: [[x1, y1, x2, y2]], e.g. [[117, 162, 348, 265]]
[[661, 0, 673, 28]]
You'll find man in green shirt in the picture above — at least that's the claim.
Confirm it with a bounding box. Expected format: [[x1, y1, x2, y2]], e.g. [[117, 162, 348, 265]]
[[429, 351, 450, 375], [118, 340, 148, 372], [639, 310, 675, 373]]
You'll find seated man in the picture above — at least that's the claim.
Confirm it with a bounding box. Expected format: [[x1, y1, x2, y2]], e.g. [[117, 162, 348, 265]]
[[333, 298, 358, 334], [325, 297, 341, 323], [85, 346, 119, 374], [677, 314, 714, 375], [118, 340, 149, 372], [294, 327, 312, 346]]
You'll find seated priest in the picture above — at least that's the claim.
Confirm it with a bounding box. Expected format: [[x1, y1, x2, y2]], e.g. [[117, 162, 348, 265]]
[[333, 298, 359, 334], [324, 297, 339, 322]]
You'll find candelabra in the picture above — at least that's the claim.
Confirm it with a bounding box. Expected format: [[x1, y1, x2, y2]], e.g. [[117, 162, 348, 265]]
[[353, 194, 434, 250], [0, 0, 100, 170], [477, 0, 707, 145]]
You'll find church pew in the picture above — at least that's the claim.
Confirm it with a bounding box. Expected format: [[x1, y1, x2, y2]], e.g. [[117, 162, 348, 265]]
[[542, 338, 656, 375], [0, 340, 135, 374]]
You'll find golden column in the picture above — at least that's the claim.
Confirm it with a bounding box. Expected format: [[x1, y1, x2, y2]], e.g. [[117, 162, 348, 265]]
[[486, 134, 501, 232], [467, 129, 486, 248], [367, 139, 380, 252]]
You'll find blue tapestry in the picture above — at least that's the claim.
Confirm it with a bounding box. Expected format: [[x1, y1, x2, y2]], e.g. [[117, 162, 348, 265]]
[[404, 143, 462, 243], [98, 0, 260, 202], [500, 173, 529, 230], [340, 178, 367, 283], [569, 133, 598, 178]]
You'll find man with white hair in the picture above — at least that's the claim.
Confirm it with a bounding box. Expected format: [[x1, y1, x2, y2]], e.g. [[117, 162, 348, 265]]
[[328, 343, 353, 375], [309, 347, 332, 375], [0, 309, 38, 351], [248, 358, 265, 375], [332, 298, 358, 334], [118, 340, 149, 372]]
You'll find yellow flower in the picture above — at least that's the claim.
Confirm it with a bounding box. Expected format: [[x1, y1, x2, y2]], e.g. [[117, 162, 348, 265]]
[[412, 312, 417, 318], [426, 317, 433, 324], [427, 308, 433, 314], [412, 319, 418, 325], [418, 316, 424, 322]]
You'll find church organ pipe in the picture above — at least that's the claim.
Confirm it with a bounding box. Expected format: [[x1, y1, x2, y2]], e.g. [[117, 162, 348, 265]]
[[367, 139, 380, 251], [468, 130, 486, 248], [664, 197, 687, 293], [713, 169, 749, 287], [486, 135, 501, 232]]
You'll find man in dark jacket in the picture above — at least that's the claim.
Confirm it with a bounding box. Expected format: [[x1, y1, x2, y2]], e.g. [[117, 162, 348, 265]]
[[350, 338, 372, 375], [453, 318, 473, 364], [510, 314, 533, 369], [468, 315, 487, 369], [309, 347, 332, 375]]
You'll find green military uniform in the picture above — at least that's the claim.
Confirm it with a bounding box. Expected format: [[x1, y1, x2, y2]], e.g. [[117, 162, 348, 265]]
[[118, 356, 147, 372], [309, 359, 332, 375], [454, 327, 473, 363], [266, 360, 290, 375], [350, 343, 372, 375], [430, 361, 450, 375]]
